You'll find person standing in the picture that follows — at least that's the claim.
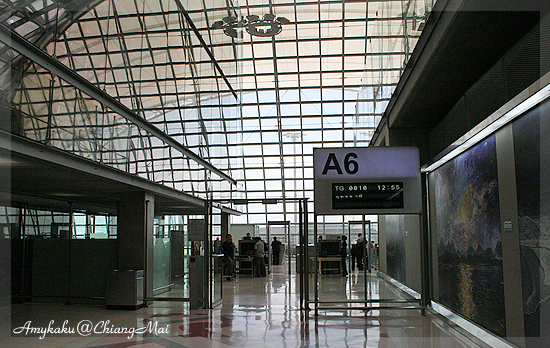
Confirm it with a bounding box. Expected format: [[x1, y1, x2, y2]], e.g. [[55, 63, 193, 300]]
[[222, 234, 236, 280], [340, 235, 348, 276], [254, 237, 266, 277], [271, 236, 282, 265]]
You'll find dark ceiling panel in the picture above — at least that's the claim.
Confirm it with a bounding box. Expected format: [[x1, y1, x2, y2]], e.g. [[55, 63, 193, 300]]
[[390, 10, 541, 129], [0, 135, 206, 216]]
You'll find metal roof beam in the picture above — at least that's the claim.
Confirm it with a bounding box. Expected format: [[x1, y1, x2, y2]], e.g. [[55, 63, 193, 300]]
[[174, 0, 238, 100]]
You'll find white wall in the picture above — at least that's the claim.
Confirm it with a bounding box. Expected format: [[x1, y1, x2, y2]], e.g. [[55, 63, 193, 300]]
[[229, 224, 256, 242]]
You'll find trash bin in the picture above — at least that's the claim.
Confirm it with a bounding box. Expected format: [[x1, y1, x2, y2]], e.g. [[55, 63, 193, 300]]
[[106, 270, 144, 310]]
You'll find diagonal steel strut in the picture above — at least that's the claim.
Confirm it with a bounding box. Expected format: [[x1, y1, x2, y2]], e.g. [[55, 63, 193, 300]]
[[0, 22, 237, 186]]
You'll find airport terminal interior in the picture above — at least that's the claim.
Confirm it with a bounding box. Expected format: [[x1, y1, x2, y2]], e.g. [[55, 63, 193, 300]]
[[1, 0, 550, 347]]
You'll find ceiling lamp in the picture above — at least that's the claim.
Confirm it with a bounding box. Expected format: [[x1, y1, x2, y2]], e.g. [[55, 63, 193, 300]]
[[212, 13, 290, 38]]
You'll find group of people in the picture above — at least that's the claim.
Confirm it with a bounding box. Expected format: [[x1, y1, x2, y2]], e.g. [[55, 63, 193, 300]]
[[350, 233, 380, 272], [221, 233, 271, 279], [337, 233, 371, 277], [222, 232, 372, 279], [351, 233, 366, 271]]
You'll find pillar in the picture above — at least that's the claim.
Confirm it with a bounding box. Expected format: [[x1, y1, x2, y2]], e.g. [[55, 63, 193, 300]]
[[221, 211, 230, 238], [117, 191, 154, 300]]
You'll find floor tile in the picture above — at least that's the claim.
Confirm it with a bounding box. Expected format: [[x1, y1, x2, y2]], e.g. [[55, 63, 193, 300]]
[[2, 265, 488, 347]]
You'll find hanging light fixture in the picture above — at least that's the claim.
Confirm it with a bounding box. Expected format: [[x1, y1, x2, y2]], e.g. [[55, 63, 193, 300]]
[[212, 12, 290, 38]]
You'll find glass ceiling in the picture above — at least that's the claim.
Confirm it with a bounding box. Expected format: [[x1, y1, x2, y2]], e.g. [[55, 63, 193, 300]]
[[0, 0, 434, 226]]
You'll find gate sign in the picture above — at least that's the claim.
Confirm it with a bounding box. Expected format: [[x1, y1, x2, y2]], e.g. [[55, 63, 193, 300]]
[[313, 147, 422, 215]]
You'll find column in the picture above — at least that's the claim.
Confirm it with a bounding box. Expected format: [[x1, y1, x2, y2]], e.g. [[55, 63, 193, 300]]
[[117, 191, 155, 300]]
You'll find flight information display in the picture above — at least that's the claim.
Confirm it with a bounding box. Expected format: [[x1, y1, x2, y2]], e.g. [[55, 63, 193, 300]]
[[332, 182, 404, 210], [314, 147, 421, 214]]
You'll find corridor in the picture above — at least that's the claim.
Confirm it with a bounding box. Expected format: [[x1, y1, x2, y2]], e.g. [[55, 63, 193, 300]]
[[4, 263, 493, 348]]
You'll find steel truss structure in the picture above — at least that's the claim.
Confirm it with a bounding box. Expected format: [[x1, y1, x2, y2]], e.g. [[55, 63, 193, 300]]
[[0, 0, 434, 226]]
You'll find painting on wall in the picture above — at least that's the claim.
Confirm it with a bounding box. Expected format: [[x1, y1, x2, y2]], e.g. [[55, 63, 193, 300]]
[[434, 134, 505, 336], [514, 99, 550, 345], [385, 215, 406, 284]]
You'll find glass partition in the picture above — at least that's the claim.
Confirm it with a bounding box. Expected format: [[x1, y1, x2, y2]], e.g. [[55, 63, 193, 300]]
[[152, 216, 189, 301], [4, 206, 119, 302], [212, 253, 223, 306], [208, 206, 223, 306], [153, 236, 171, 295]]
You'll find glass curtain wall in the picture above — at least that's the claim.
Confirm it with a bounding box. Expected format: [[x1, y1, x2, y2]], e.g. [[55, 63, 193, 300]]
[[228, 0, 434, 226], [1, 0, 435, 228], [2, 0, 244, 198]]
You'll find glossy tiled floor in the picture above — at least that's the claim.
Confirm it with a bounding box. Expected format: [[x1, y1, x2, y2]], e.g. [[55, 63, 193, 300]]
[[2, 264, 491, 347]]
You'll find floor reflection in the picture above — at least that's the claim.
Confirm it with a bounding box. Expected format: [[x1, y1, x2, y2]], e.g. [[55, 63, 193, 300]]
[[4, 263, 489, 347]]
